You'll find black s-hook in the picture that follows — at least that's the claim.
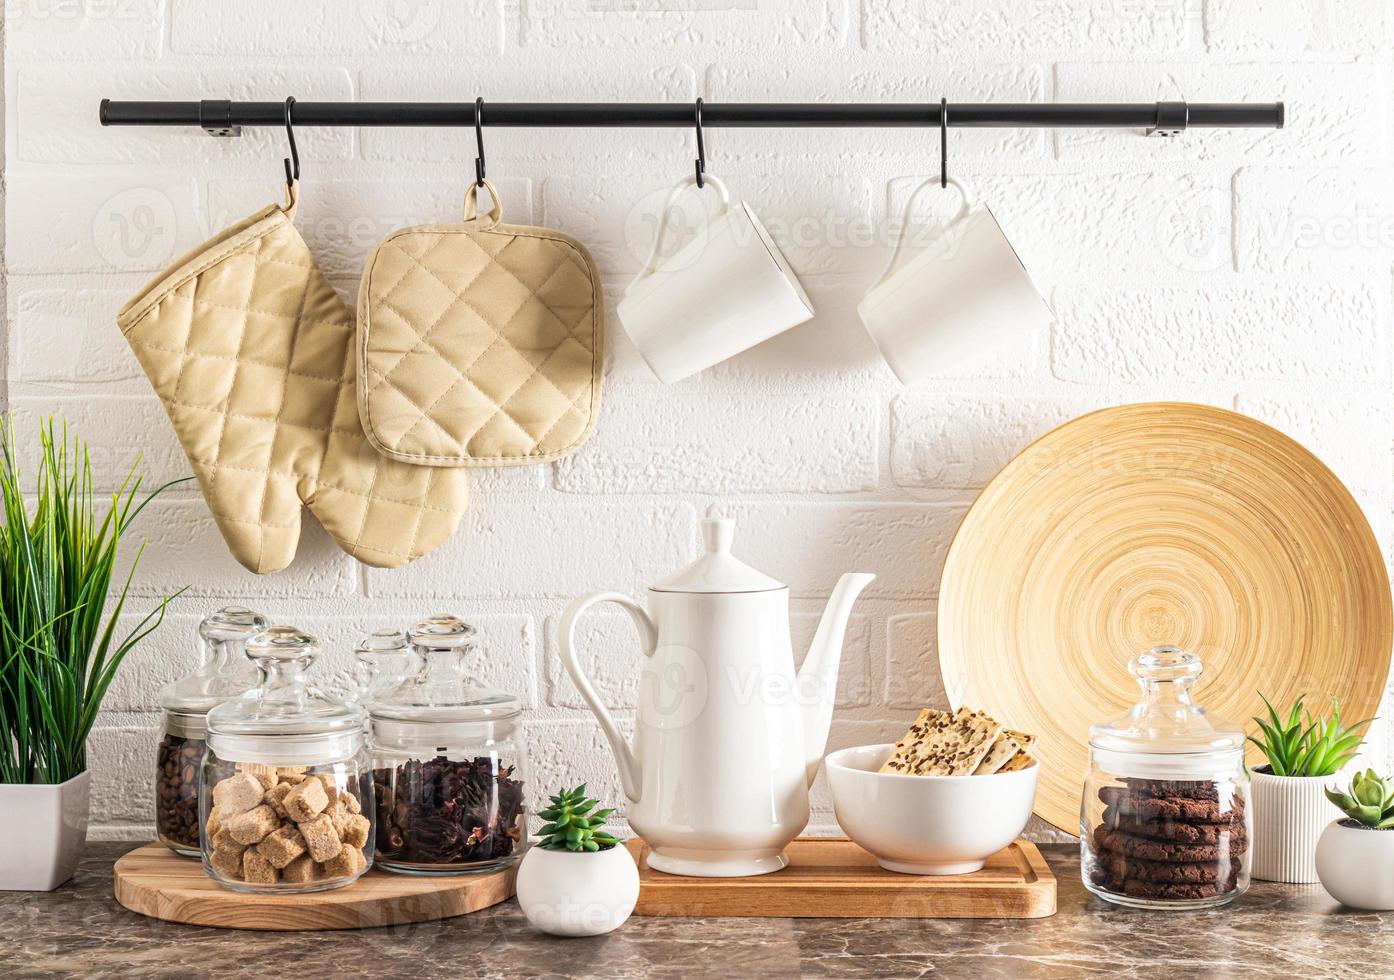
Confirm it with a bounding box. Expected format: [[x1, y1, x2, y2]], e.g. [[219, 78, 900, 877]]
[[474, 97, 486, 186], [283, 96, 300, 187], [694, 97, 707, 188], [940, 97, 948, 189]]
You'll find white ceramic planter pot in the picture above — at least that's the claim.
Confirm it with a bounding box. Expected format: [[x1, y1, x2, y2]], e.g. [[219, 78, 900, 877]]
[[516, 844, 640, 937], [1249, 766, 1330, 883], [1315, 819, 1394, 910], [0, 771, 91, 891]]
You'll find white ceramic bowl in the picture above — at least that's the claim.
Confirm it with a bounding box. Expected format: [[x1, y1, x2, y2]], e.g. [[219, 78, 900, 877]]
[[826, 743, 1039, 875]]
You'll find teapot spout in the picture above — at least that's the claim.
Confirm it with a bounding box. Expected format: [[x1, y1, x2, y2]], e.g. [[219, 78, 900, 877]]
[[797, 572, 875, 787]]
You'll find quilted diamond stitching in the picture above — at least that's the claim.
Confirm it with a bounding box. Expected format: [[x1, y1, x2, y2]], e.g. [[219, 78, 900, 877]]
[[361, 222, 600, 464], [372, 235, 591, 442], [119, 205, 468, 572]]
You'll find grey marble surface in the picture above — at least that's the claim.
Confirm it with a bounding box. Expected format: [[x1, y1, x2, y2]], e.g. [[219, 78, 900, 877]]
[[2, 843, 1387, 979]]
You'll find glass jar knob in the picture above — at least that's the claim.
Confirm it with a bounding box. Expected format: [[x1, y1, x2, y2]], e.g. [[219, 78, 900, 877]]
[[245, 625, 319, 707], [200, 605, 270, 649], [351, 628, 412, 705], [408, 614, 478, 651]]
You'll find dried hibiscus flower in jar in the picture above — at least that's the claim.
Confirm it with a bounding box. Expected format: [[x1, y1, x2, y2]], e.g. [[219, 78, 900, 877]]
[[375, 756, 526, 870]]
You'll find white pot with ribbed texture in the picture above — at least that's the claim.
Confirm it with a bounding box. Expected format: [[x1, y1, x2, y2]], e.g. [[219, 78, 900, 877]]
[[1250, 766, 1331, 883]]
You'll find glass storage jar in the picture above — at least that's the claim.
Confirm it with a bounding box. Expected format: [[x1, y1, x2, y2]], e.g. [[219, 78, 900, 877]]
[[367, 614, 528, 875], [201, 625, 373, 893], [1081, 645, 1251, 910], [156, 606, 267, 857]]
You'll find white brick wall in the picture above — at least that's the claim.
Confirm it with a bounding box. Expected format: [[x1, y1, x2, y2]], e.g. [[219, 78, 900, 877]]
[[4, 2, 1391, 847]]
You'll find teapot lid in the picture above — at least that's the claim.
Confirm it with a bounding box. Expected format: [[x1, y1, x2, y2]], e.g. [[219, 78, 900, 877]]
[[652, 518, 785, 594]]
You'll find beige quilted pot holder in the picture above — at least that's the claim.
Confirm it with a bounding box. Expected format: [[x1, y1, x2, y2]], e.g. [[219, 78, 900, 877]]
[[117, 184, 469, 574], [358, 178, 603, 467]]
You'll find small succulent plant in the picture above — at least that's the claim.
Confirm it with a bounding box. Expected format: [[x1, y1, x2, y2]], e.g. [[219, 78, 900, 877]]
[[537, 784, 620, 852], [1326, 770, 1394, 829], [1248, 694, 1372, 778]]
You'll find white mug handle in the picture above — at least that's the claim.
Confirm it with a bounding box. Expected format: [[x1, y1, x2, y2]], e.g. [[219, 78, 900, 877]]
[[627, 173, 733, 290], [871, 176, 973, 288]]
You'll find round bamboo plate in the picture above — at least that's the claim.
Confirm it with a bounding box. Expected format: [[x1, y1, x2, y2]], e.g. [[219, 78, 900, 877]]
[[938, 402, 1392, 834], [114, 843, 516, 930]]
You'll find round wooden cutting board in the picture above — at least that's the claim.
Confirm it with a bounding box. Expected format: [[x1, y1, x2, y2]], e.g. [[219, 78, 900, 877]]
[[114, 843, 516, 930], [938, 402, 1392, 834]]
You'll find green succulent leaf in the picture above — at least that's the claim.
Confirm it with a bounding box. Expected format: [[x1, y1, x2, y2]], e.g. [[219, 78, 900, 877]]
[[536, 783, 623, 852], [1250, 693, 1375, 779], [1327, 771, 1394, 827]]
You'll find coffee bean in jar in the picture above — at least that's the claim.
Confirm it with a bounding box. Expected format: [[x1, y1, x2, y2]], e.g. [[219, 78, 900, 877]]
[[156, 606, 267, 858], [155, 733, 205, 851]]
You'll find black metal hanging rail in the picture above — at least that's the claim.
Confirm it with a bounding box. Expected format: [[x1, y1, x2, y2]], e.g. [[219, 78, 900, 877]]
[[99, 99, 1284, 136]]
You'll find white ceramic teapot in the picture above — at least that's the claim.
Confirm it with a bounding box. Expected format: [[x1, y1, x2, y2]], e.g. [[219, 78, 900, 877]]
[[559, 518, 874, 877]]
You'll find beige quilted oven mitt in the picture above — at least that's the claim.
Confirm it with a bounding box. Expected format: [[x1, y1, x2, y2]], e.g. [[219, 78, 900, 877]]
[[117, 185, 468, 574]]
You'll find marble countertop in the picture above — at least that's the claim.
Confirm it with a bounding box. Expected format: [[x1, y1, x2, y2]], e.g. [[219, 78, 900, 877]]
[[3, 843, 1385, 978]]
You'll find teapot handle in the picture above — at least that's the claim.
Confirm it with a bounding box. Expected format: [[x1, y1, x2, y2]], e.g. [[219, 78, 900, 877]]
[[559, 591, 657, 805]]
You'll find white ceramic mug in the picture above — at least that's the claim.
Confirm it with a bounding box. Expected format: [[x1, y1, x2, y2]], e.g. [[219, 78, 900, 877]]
[[858, 177, 1052, 384], [618, 174, 815, 383]]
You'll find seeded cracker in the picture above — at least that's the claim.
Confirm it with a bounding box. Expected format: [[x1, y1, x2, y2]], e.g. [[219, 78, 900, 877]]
[[973, 732, 1025, 775], [998, 751, 1036, 773], [974, 728, 1035, 774], [880, 706, 1003, 776]]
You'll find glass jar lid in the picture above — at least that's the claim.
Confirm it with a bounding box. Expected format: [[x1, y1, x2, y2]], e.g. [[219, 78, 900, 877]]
[[344, 628, 414, 709], [206, 625, 364, 764], [1089, 645, 1244, 778], [159, 606, 268, 718], [368, 614, 518, 725]]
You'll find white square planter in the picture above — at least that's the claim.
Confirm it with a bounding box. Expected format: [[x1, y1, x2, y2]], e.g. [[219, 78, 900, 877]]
[[0, 771, 91, 891]]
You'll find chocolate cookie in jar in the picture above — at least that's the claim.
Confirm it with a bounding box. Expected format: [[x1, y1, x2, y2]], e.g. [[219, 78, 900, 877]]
[[201, 625, 374, 893], [1081, 645, 1251, 909], [155, 606, 267, 857], [367, 614, 528, 875]]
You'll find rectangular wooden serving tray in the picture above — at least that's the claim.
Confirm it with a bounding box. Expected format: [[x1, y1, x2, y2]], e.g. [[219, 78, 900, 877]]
[[627, 837, 1056, 919]]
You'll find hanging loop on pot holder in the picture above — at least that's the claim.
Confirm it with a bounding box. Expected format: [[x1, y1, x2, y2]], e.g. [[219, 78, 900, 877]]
[[358, 174, 604, 468], [628, 173, 731, 290], [870, 176, 972, 288], [462, 176, 503, 229]]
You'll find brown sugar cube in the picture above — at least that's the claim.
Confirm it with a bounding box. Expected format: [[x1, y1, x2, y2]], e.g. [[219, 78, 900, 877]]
[[267, 782, 293, 819], [320, 843, 362, 879], [226, 804, 279, 845], [317, 774, 340, 799], [236, 762, 279, 792], [211, 827, 247, 857], [338, 789, 362, 815], [327, 797, 348, 836], [242, 848, 279, 885], [256, 824, 307, 869], [209, 846, 244, 879], [281, 854, 318, 884], [283, 778, 329, 822], [340, 813, 370, 850], [205, 809, 222, 840], [212, 772, 264, 820], [298, 813, 343, 862]]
